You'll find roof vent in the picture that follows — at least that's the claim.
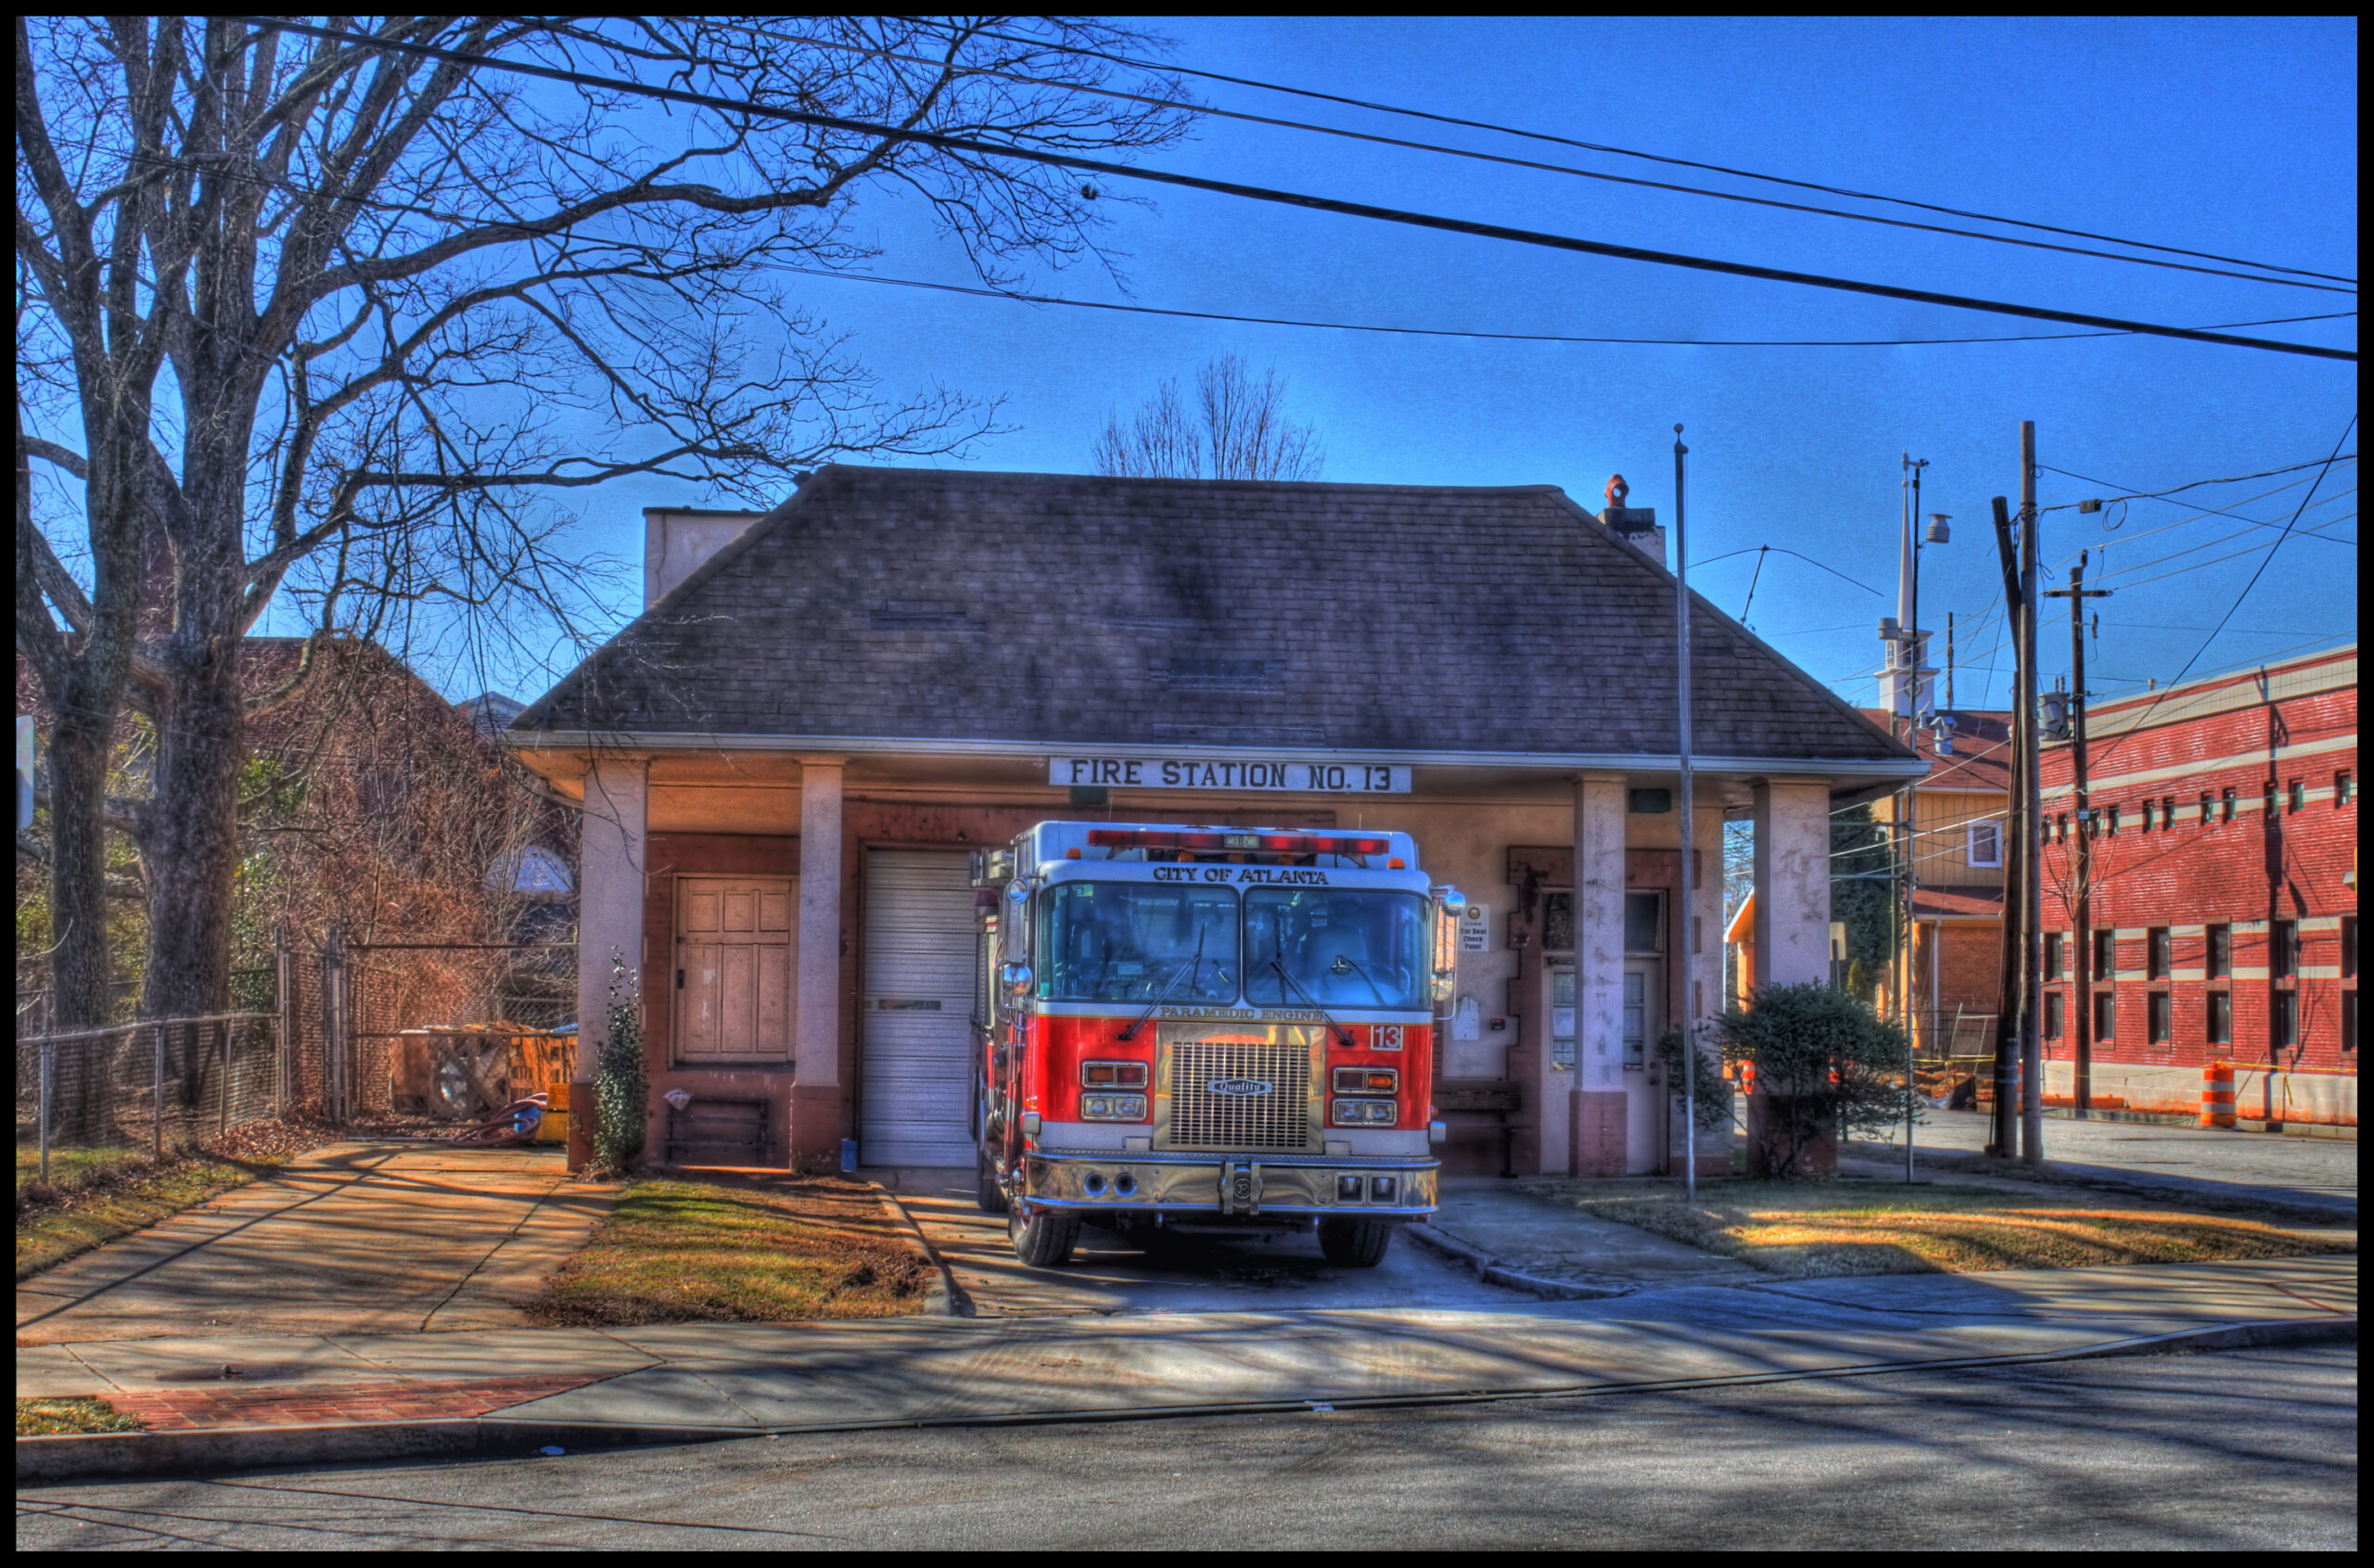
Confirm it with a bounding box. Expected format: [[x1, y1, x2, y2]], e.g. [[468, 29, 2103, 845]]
[[1597, 474, 1666, 568]]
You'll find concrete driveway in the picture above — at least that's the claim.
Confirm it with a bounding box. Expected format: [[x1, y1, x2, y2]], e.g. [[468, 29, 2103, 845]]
[[17, 1142, 616, 1346], [873, 1168, 1536, 1317]]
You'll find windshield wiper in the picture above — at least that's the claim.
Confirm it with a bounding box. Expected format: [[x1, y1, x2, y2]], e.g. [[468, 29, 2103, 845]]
[[1118, 926, 1206, 1041], [1269, 961, 1357, 1048], [1329, 954, 1389, 1006]]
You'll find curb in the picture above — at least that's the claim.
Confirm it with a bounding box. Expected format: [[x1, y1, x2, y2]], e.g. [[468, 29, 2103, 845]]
[[20, 1315, 2352, 1485], [871, 1184, 974, 1318], [1405, 1222, 1628, 1301]]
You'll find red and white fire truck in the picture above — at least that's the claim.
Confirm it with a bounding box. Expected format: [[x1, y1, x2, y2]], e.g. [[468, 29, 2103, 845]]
[[970, 821, 1463, 1268]]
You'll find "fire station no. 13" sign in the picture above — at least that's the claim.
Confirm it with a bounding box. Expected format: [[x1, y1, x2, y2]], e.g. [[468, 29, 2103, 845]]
[[1050, 757, 1411, 793]]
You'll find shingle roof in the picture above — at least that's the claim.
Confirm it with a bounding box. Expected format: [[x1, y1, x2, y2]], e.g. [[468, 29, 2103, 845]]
[[1859, 708, 2012, 794], [513, 465, 1912, 765]]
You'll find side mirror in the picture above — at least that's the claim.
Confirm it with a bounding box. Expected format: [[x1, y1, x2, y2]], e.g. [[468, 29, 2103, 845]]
[[1000, 961, 1033, 996]]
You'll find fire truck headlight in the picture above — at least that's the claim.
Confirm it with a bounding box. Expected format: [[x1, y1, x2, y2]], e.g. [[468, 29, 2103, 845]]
[[1331, 1098, 1397, 1127], [1079, 1094, 1148, 1122]]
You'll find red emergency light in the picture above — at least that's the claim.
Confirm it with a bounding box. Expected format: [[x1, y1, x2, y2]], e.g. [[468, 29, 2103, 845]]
[[1084, 828, 1393, 858]]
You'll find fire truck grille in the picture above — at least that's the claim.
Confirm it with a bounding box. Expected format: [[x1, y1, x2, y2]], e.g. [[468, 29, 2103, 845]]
[[1163, 1039, 1316, 1152]]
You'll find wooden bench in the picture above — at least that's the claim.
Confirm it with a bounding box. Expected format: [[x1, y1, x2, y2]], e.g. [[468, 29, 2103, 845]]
[[665, 1095, 770, 1165], [1436, 1077, 1525, 1179]]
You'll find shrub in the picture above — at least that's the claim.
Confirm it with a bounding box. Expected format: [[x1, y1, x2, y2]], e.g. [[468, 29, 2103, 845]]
[[1714, 982, 1909, 1179], [594, 951, 646, 1174]]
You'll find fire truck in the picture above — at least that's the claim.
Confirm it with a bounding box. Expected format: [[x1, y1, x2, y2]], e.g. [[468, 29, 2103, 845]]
[[969, 821, 1463, 1268]]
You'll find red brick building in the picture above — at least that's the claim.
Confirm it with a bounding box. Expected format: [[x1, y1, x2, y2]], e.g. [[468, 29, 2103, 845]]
[[2038, 644, 2357, 1126]]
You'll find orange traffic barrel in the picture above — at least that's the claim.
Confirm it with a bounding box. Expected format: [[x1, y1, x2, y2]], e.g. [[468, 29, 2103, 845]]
[[2199, 1061, 2237, 1128]]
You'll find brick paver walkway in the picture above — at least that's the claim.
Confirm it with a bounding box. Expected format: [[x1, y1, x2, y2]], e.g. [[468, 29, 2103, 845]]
[[105, 1375, 601, 1432]]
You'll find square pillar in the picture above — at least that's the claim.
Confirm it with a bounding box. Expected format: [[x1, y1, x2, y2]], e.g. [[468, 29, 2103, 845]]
[[1569, 773, 1628, 1176], [1749, 778, 1836, 1174], [792, 757, 846, 1167], [574, 757, 648, 1171], [1671, 797, 1730, 1179]]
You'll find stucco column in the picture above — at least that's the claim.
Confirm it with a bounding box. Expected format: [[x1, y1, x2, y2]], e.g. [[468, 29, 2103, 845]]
[[1677, 797, 1729, 1177], [1751, 780, 1832, 985], [1569, 773, 1628, 1176], [574, 756, 648, 1171], [792, 757, 846, 1166], [1750, 777, 1835, 1175]]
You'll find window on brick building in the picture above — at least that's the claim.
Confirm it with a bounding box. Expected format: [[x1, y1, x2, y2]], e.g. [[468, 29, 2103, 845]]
[[2272, 920, 2298, 979], [2206, 924, 2230, 979], [2345, 993, 2358, 1054], [2045, 932, 2063, 982], [2147, 927, 2170, 980], [2148, 991, 2171, 1044], [2056, 811, 2069, 842], [2093, 990, 2117, 1042], [2198, 791, 2213, 826], [2340, 771, 2355, 807], [2163, 795, 2176, 827], [2273, 990, 2298, 1051], [2138, 799, 2153, 833], [2288, 778, 2306, 814], [2220, 787, 2237, 822], [2044, 990, 2063, 1039], [2343, 915, 2358, 980], [2263, 781, 2278, 819], [1967, 819, 2001, 867], [2105, 804, 2121, 836], [2093, 929, 2115, 978], [2207, 990, 2231, 1046]]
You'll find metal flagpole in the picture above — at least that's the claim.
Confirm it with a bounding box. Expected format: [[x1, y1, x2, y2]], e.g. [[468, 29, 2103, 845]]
[[1674, 425, 1696, 1202]]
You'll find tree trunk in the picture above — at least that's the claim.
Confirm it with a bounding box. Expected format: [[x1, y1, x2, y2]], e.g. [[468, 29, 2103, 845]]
[[140, 650, 246, 1022], [43, 697, 117, 1029]]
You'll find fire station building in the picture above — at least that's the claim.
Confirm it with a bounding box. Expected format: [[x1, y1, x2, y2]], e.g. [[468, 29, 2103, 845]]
[[507, 465, 1923, 1175], [2038, 643, 2358, 1127]]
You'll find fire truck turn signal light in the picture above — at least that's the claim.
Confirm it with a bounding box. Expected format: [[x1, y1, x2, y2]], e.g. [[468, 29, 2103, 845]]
[[1081, 1060, 1150, 1089], [1333, 1066, 1398, 1094]]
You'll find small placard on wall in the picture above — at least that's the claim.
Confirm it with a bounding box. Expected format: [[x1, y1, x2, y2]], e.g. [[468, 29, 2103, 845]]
[[1460, 902, 1490, 952]]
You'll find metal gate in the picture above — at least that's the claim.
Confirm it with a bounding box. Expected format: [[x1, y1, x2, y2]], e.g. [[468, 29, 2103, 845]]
[[860, 850, 976, 1166]]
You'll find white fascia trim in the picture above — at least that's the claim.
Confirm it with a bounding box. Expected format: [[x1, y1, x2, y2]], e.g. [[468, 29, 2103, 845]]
[[508, 729, 1929, 781]]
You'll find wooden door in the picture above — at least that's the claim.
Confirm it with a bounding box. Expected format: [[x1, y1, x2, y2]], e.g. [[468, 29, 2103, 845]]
[[676, 876, 794, 1062]]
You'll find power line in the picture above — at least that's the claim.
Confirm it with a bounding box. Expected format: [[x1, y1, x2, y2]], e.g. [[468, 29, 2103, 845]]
[[743, 22, 2354, 296], [960, 22, 2358, 289], [2050, 469, 2358, 552], [237, 19, 2360, 363], [2038, 452, 2359, 511]]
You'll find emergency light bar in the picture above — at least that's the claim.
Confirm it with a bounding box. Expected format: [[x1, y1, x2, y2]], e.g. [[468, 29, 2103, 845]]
[[1084, 828, 1392, 857]]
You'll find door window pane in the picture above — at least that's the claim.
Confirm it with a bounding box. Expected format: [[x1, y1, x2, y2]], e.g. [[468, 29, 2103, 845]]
[[1551, 967, 1576, 1069], [1624, 893, 1663, 954], [1622, 971, 1647, 1065]]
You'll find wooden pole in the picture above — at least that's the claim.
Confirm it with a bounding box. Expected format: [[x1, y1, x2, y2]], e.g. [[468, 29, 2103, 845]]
[[2019, 422, 2045, 1166]]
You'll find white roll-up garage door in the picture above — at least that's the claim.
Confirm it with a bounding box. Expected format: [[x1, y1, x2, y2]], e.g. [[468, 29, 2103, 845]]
[[860, 850, 978, 1167]]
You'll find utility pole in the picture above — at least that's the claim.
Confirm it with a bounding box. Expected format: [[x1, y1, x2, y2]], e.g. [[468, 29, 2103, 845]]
[[2018, 422, 2044, 1167], [2046, 551, 2112, 1119], [1674, 425, 1698, 1201], [1985, 494, 2023, 1158]]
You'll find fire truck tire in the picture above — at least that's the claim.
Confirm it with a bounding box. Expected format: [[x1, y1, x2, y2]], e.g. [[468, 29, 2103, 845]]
[[1009, 1205, 1080, 1267], [1317, 1217, 1394, 1268], [975, 1147, 1010, 1215]]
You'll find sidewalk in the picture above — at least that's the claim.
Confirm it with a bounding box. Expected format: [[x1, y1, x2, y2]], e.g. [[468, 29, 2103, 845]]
[[19, 1253, 2355, 1482]]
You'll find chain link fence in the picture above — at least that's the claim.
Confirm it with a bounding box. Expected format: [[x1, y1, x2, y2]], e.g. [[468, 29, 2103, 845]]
[[17, 1013, 281, 1191]]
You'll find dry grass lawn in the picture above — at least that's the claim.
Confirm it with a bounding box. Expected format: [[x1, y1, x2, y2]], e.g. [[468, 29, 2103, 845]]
[[16, 1155, 287, 1282], [1553, 1180, 2353, 1278], [530, 1173, 933, 1325], [17, 1396, 144, 1437]]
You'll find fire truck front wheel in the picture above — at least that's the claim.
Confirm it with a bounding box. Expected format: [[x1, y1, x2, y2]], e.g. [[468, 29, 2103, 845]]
[[1317, 1217, 1394, 1268], [1008, 1205, 1081, 1268]]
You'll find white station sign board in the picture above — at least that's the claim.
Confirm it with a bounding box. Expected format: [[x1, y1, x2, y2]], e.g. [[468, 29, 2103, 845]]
[[1051, 757, 1410, 794]]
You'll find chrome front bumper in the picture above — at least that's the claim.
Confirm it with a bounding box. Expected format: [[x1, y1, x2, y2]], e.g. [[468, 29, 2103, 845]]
[[1020, 1150, 1439, 1218]]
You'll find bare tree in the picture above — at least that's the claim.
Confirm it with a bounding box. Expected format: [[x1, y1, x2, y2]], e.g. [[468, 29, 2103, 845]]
[[1094, 354, 1323, 480], [17, 17, 1193, 1023]]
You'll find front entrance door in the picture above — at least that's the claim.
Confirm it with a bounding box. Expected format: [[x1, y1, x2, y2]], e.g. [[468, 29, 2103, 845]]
[[675, 877, 794, 1062], [1623, 958, 1665, 1174], [860, 850, 976, 1166]]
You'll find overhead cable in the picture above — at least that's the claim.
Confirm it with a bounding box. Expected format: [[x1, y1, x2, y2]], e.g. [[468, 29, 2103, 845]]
[[235, 20, 2360, 363]]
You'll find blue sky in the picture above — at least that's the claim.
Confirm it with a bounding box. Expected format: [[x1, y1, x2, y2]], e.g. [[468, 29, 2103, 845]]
[[501, 16, 2358, 712]]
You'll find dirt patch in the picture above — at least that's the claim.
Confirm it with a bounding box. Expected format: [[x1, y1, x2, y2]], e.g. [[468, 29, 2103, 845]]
[[528, 1173, 933, 1325], [15, 1117, 340, 1282], [17, 1396, 143, 1436], [1529, 1179, 2355, 1279]]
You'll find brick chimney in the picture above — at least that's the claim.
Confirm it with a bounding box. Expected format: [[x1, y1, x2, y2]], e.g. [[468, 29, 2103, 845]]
[[1598, 473, 1667, 569]]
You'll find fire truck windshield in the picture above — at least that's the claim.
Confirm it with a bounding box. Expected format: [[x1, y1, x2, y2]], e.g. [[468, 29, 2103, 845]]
[[1244, 887, 1429, 1011], [1040, 882, 1240, 1004]]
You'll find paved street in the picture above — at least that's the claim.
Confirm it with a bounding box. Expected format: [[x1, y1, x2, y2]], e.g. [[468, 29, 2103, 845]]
[[18, 1345, 2355, 1550], [1858, 1110, 2357, 1215], [18, 1143, 615, 1345], [876, 1167, 1529, 1315]]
